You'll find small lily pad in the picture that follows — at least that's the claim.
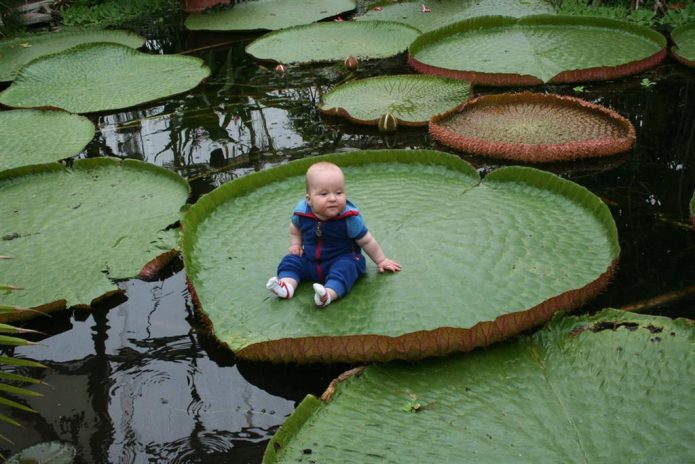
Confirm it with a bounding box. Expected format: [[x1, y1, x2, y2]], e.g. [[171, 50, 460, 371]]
[[264, 309, 695, 463], [409, 15, 666, 85], [430, 92, 636, 162], [246, 21, 420, 65], [185, 0, 357, 31], [7, 441, 76, 464], [0, 43, 210, 113], [0, 29, 144, 82], [319, 74, 472, 126], [671, 22, 695, 67], [356, 0, 553, 33], [0, 109, 95, 172]]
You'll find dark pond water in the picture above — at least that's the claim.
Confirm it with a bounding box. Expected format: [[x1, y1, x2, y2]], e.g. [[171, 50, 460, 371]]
[[1, 9, 694, 464]]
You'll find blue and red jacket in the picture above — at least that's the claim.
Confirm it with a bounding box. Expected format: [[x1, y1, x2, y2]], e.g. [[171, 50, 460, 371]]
[[291, 199, 368, 264]]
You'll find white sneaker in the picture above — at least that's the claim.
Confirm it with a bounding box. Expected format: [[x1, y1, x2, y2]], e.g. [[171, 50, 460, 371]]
[[313, 283, 332, 308], [267, 277, 292, 299]]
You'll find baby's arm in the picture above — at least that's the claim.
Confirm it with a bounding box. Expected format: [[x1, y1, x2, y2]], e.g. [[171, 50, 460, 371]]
[[356, 232, 400, 273], [289, 222, 303, 255]]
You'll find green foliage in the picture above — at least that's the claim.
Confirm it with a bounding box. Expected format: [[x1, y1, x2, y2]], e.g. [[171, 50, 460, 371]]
[[0, 1, 25, 38], [58, 0, 179, 27], [641, 77, 656, 87], [660, 3, 695, 29], [554, 0, 695, 29]]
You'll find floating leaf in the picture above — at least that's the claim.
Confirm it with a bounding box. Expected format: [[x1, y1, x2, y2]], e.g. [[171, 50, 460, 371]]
[[319, 74, 472, 126], [409, 15, 666, 85], [356, 0, 553, 32], [245, 21, 420, 65], [0, 159, 189, 316], [430, 92, 635, 162], [671, 22, 695, 67], [7, 441, 76, 464], [185, 0, 356, 31], [0, 43, 210, 113], [183, 150, 619, 363], [264, 309, 695, 463], [0, 29, 144, 82], [0, 110, 95, 172]]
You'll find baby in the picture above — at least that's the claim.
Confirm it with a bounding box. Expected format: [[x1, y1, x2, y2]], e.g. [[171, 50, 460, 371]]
[[266, 161, 400, 308]]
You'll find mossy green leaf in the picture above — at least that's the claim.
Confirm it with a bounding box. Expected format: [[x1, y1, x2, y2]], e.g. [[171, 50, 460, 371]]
[[356, 0, 553, 32], [185, 0, 356, 31], [265, 309, 695, 463], [0, 110, 95, 172], [409, 15, 666, 84], [0, 158, 189, 312], [0, 43, 210, 114], [671, 22, 695, 66], [183, 150, 619, 363], [245, 21, 420, 64], [0, 29, 144, 82], [319, 74, 472, 125]]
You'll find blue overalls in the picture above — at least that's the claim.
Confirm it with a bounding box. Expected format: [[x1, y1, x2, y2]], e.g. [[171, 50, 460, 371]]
[[277, 199, 368, 297]]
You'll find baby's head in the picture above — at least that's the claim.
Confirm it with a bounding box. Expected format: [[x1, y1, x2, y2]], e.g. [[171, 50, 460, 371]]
[[305, 161, 346, 219]]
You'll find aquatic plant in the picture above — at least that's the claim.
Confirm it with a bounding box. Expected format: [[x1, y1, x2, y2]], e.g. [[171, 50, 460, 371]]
[[0, 110, 95, 172], [0, 158, 189, 320], [671, 22, 695, 67], [245, 21, 420, 65], [430, 92, 636, 162], [57, 0, 179, 26], [408, 15, 667, 85], [0, 43, 210, 113], [264, 309, 695, 463], [183, 150, 619, 363], [185, 0, 356, 31], [0, 29, 144, 82], [319, 74, 472, 127]]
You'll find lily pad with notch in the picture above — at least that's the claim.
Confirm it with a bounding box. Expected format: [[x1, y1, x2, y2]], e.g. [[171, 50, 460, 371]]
[[0, 109, 95, 172], [0, 158, 189, 320], [0, 43, 211, 114], [0, 29, 144, 82], [185, 0, 357, 31], [182, 149, 619, 363], [319, 74, 472, 126], [264, 309, 695, 463], [409, 15, 666, 85], [671, 22, 695, 68], [430, 92, 636, 162], [245, 21, 421, 65]]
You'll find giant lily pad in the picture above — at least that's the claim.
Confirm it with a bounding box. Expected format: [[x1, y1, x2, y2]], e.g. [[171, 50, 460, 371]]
[[0, 158, 189, 316], [671, 22, 695, 67], [409, 15, 666, 85], [430, 92, 636, 162], [264, 309, 695, 463], [0, 29, 144, 82], [183, 150, 619, 363], [319, 74, 472, 126], [245, 21, 420, 65], [356, 0, 553, 33], [0, 109, 95, 172], [185, 0, 356, 31], [0, 43, 210, 114]]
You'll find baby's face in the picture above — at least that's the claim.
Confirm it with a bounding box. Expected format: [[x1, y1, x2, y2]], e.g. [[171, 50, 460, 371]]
[[306, 167, 346, 220]]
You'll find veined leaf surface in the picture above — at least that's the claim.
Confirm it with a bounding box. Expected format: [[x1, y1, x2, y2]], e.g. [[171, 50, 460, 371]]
[[671, 22, 695, 67], [264, 309, 695, 463]]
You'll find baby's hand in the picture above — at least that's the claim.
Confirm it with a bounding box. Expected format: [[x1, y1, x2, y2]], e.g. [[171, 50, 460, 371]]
[[377, 258, 401, 273], [289, 245, 303, 256]]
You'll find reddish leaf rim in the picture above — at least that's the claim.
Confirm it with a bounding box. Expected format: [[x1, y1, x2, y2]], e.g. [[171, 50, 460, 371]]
[[429, 92, 636, 163]]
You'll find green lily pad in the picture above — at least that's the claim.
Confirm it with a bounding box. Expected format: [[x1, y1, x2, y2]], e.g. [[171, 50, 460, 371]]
[[319, 74, 472, 126], [409, 15, 666, 85], [7, 441, 76, 464], [430, 92, 636, 162], [671, 22, 695, 67], [356, 0, 553, 33], [264, 309, 695, 463], [0, 29, 144, 82], [185, 0, 357, 31], [0, 110, 95, 172], [245, 21, 421, 65], [0, 43, 211, 114], [183, 150, 619, 363], [0, 158, 189, 314]]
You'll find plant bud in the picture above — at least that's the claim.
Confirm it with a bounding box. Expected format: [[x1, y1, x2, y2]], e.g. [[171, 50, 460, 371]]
[[378, 113, 398, 133], [274, 64, 286, 74], [344, 55, 359, 71]]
